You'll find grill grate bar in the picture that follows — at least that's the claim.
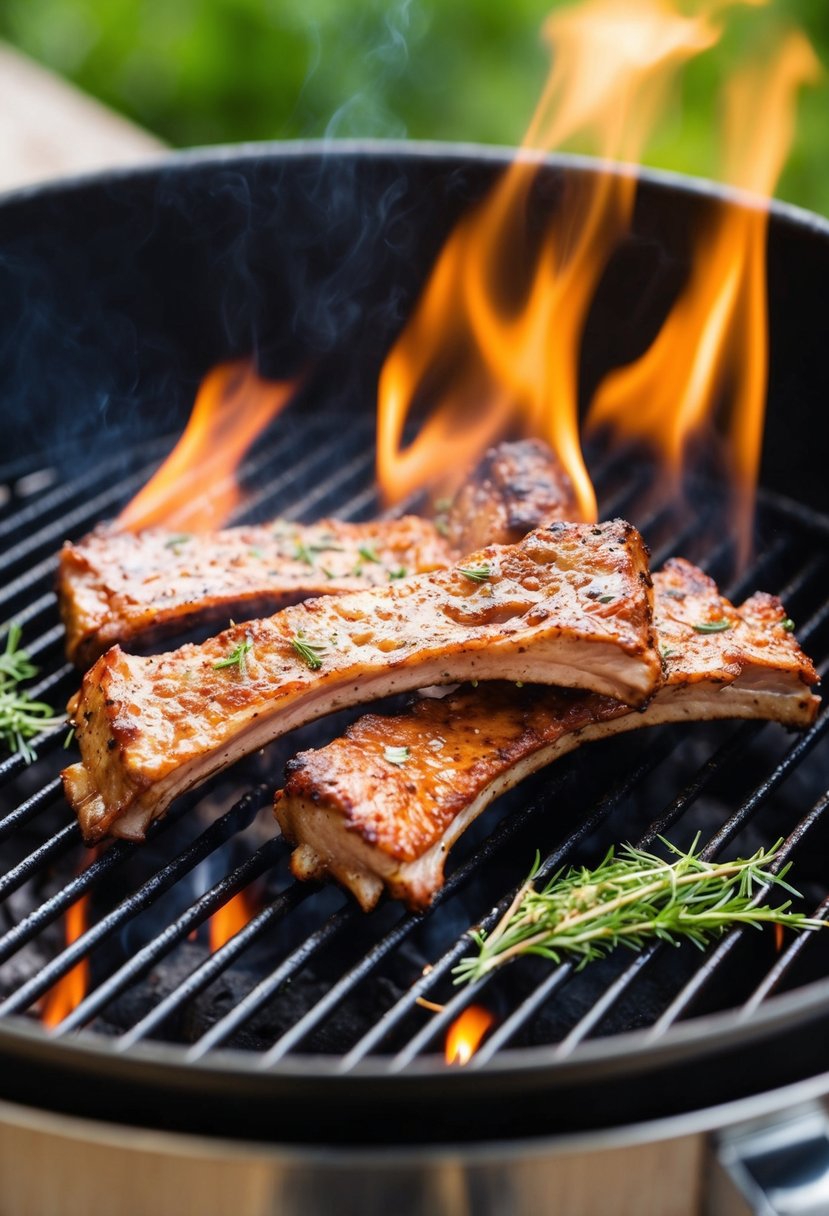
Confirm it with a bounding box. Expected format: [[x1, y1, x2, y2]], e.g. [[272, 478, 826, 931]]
[[235, 418, 376, 525], [644, 787, 829, 1040], [116, 876, 312, 1049], [738, 894, 829, 1017], [0, 822, 78, 905], [0, 778, 63, 844], [186, 900, 352, 1060], [0, 787, 264, 1016], [0, 437, 169, 546], [54, 829, 283, 1035]]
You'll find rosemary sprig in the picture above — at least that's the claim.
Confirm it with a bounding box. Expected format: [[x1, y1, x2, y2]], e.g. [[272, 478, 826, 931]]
[[291, 631, 327, 670], [0, 623, 65, 763], [458, 563, 492, 584], [213, 634, 253, 676], [453, 837, 823, 986]]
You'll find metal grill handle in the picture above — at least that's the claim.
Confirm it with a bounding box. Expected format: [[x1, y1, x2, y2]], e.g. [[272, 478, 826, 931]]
[[716, 1101, 829, 1215]]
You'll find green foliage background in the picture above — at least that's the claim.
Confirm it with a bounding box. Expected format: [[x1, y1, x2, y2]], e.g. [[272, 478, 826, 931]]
[[2, 0, 828, 214]]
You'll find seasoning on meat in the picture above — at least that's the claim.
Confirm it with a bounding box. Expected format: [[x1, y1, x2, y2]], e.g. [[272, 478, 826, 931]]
[[62, 519, 659, 844], [274, 558, 820, 911], [58, 438, 579, 667]]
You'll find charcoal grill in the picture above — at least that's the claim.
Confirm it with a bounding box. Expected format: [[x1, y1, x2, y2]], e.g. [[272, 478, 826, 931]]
[[1, 142, 829, 1214]]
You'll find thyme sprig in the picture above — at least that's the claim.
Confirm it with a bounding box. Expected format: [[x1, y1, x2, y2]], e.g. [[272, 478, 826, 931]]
[[291, 631, 327, 670], [213, 634, 253, 676], [0, 623, 65, 763], [453, 836, 823, 986]]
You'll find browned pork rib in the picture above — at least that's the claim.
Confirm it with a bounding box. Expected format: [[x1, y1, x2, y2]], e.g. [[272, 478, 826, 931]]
[[62, 519, 659, 844], [274, 559, 820, 911], [59, 439, 577, 667]]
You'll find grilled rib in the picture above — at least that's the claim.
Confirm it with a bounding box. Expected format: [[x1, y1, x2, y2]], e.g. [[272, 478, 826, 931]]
[[59, 439, 578, 667], [62, 519, 659, 843], [274, 559, 820, 911]]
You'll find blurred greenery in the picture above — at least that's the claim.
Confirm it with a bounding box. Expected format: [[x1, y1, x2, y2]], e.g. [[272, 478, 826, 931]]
[[2, 0, 828, 214]]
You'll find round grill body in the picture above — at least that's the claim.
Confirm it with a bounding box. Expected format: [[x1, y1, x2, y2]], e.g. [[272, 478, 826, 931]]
[[0, 144, 828, 1158]]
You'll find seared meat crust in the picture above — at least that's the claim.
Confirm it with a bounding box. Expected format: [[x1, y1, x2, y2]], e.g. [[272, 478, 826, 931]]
[[274, 558, 820, 911], [59, 516, 451, 669], [59, 439, 579, 667], [62, 520, 659, 843]]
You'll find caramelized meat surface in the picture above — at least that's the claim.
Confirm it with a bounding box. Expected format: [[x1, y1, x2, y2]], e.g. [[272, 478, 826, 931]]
[[59, 439, 579, 667], [62, 520, 658, 843], [59, 517, 451, 669], [275, 558, 820, 911]]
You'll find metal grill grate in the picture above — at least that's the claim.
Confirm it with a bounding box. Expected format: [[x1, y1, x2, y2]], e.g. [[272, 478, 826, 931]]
[[1, 403, 828, 1083]]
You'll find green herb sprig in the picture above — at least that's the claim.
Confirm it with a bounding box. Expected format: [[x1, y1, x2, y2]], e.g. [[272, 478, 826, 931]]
[[291, 632, 327, 670], [692, 618, 733, 634], [458, 563, 492, 584], [213, 635, 253, 676], [453, 836, 822, 986], [0, 623, 65, 763]]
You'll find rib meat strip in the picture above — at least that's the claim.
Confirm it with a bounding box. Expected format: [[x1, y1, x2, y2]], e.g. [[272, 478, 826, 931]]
[[274, 558, 820, 911], [59, 439, 577, 667], [62, 519, 659, 843]]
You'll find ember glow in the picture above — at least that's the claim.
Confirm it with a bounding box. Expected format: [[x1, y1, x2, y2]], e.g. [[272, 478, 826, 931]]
[[376, 0, 724, 519], [209, 888, 256, 953], [118, 360, 296, 532], [586, 31, 819, 563], [41, 892, 90, 1029], [445, 1005, 495, 1065]]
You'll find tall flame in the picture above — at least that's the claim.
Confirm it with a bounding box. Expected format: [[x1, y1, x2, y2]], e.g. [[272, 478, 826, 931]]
[[119, 360, 296, 533], [376, 0, 726, 519], [586, 31, 819, 562]]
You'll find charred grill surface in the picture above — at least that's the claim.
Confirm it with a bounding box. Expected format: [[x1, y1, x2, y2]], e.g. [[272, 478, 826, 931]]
[[275, 558, 819, 911]]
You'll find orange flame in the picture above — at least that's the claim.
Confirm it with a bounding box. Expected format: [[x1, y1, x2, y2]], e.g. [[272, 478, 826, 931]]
[[41, 893, 90, 1029], [445, 1005, 495, 1065], [376, 0, 726, 520], [118, 360, 296, 532], [586, 32, 819, 563], [209, 888, 256, 952]]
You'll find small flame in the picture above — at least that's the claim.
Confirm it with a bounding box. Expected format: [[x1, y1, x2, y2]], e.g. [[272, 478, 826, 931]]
[[586, 32, 819, 563], [209, 888, 255, 953], [41, 893, 90, 1029], [774, 922, 784, 953], [376, 0, 726, 519], [445, 1005, 495, 1065], [118, 360, 296, 532]]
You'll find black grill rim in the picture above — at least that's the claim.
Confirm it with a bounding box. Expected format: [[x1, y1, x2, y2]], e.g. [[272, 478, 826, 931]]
[[1, 142, 829, 1144]]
